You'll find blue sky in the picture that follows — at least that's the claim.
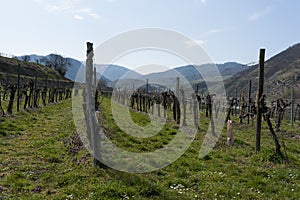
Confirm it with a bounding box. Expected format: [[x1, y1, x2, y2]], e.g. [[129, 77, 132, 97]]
[[1, 0, 299, 72]]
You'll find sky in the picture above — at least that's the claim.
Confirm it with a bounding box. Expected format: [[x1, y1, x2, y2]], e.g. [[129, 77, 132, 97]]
[[1, 0, 300, 74]]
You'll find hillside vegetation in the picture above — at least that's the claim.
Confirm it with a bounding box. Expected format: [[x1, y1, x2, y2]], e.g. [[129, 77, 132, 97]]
[[0, 56, 65, 82], [225, 43, 300, 100]]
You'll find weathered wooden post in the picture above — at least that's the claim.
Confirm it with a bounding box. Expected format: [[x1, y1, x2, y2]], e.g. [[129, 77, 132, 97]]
[[33, 72, 38, 107], [256, 48, 265, 153], [192, 92, 198, 129], [17, 64, 20, 112], [181, 88, 187, 126], [117, 88, 121, 104], [42, 75, 48, 106], [85, 42, 102, 167], [247, 80, 252, 124], [227, 120, 234, 146], [3, 72, 9, 100], [201, 89, 204, 112], [157, 98, 160, 117], [176, 77, 180, 98], [146, 79, 149, 95], [54, 80, 58, 102], [235, 87, 238, 116], [291, 87, 294, 126], [0, 84, 4, 116], [7, 85, 16, 114]]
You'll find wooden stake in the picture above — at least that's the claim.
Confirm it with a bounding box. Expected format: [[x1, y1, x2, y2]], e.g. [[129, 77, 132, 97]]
[[291, 87, 294, 126], [247, 80, 252, 124], [17, 64, 20, 112], [256, 49, 265, 152]]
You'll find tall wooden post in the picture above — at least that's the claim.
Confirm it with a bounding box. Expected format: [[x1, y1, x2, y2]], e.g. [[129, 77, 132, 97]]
[[247, 80, 252, 124], [256, 48, 265, 152], [181, 88, 187, 126], [176, 77, 180, 97], [193, 93, 198, 129], [34, 72, 38, 107], [235, 87, 238, 116], [3, 72, 9, 100], [17, 64, 20, 112], [146, 79, 149, 94], [291, 87, 294, 126], [86, 42, 101, 166], [86, 43, 95, 141]]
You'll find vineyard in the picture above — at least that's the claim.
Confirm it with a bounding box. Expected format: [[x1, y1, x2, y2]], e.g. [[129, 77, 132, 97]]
[[0, 57, 73, 116], [1, 45, 300, 199]]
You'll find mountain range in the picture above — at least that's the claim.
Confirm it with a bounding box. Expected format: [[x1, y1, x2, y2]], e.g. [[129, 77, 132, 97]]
[[15, 42, 300, 99], [16, 54, 248, 85]]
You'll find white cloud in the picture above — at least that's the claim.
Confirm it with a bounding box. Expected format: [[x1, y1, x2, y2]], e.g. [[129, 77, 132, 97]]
[[45, 0, 82, 13], [193, 0, 207, 4], [104, 0, 118, 2], [33, 0, 101, 20], [74, 15, 84, 20], [89, 13, 101, 20], [78, 8, 92, 13], [184, 39, 205, 48], [248, 6, 272, 21], [78, 8, 101, 20], [202, 29, 222, 36]]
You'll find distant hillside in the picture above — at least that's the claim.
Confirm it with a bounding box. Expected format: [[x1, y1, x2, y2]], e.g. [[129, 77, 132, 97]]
[[225, 43, 300, 100], [143, 62, 247, 82], [95, 64, 142, 81], [0, 56, 64, 82]]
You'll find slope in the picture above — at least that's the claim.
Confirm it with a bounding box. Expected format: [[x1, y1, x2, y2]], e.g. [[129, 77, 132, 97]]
[[225, 43, 300, 99], [0, 56, 64, 82]]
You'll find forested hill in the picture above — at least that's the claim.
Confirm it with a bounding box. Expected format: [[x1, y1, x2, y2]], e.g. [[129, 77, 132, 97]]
[[225, 43, 300, 99], [0, 56, 65, 81]]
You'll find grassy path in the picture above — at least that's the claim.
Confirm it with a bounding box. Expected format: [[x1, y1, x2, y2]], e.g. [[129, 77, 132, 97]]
[[0, 98, 299, 199]]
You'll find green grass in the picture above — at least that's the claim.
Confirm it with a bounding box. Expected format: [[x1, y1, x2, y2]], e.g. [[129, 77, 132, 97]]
[[0, 97, 299, 199]]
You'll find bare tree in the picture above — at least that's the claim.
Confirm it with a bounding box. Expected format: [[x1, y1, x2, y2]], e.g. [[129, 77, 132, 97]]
[[41, 54, 70, 77]]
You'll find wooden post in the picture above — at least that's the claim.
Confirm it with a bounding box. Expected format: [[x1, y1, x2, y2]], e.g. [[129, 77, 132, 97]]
[[247, 80, 252, 124], [157, 101, 160, 117], [176, 77, 180, 97], [235, 87, 238, 116], [42, 75, 48, 106], [34, 72, 38, 107], [227, 120, 234, 146], [291, 87, 294, 126], [17, 64, 20, 112], [192, 93, 199, 129], [3, 72, 9, 100], [86, 42, 102, 166], [146, 79, 149, 94], [256, 48, 265, 153], [181, 88, 187, 126]]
